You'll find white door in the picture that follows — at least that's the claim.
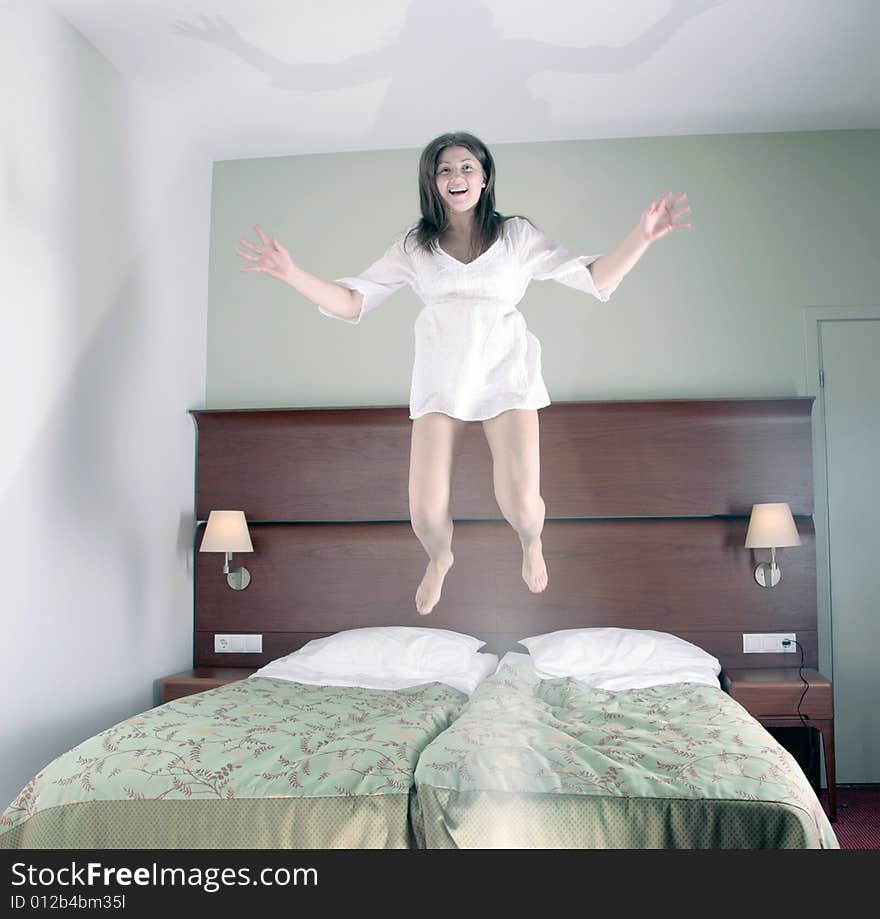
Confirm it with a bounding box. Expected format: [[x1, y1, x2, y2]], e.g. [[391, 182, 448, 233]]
[[819, 317, 880, 783]]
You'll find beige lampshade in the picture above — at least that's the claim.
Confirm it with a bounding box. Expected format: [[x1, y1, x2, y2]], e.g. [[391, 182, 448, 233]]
[[744, 503, 801, 549], [200, 510, 253, 553]]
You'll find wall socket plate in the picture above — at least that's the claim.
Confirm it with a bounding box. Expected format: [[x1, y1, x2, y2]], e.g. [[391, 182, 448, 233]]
[[742, 632, 797, 654], [214, 634, 263, 653]]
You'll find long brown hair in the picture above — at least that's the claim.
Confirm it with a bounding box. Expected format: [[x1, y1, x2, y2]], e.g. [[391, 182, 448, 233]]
[[404, 131, 532, 261]]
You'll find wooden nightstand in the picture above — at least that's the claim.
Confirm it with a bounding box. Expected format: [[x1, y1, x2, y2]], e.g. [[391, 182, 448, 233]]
[[722, 668, 836, 822], [162, 667, 258, 703]]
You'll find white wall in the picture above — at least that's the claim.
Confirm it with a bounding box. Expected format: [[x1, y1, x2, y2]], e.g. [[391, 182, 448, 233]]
[[0, 2, 210, 809]]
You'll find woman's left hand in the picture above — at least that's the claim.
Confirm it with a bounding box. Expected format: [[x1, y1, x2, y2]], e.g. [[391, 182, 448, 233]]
[[639, 191, 691, 244]]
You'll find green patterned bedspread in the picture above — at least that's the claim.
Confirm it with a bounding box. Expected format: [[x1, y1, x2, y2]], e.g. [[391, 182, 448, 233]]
[[414, 663, 839, 849], [1, 677, 465, 849]]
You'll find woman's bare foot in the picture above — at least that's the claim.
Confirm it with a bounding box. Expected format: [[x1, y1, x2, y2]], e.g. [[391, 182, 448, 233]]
[[521, 537, 548, 593], [415, 552, 454, 615]]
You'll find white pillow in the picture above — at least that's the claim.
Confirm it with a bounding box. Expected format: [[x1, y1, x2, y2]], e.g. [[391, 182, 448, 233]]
[[252, 651, 498, 696], [518, 628, 721, 691], [266, 627, 485, 681]]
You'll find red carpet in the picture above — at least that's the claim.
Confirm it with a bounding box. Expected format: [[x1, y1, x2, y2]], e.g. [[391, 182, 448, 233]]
[[821, 787, 880, 849]]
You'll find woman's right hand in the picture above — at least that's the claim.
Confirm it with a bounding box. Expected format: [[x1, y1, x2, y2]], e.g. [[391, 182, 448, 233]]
[[236, 225, 296, 282]]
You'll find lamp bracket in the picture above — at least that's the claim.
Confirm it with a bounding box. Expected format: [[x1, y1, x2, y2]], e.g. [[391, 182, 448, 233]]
[[227, 567, 251, 591], [754, 562, 781, 588]]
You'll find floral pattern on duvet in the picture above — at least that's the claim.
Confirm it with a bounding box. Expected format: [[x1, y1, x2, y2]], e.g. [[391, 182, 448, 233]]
[[414, 663, 828, 827], [1, 677, 465, 834]]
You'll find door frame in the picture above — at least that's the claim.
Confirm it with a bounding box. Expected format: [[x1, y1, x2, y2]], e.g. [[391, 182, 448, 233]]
[[803, 306, 880, 682]]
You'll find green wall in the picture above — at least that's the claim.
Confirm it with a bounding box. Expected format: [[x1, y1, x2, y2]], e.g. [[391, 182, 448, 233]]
[[207, 130, 879, 409]]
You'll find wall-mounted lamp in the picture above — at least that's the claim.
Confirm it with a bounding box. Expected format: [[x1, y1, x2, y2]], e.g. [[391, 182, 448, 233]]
[[744, 502, 801, 588], [199, 510, 253, 590]]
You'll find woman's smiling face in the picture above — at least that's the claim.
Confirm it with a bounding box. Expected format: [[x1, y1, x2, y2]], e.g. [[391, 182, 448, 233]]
[[435, 145, 486, 213]]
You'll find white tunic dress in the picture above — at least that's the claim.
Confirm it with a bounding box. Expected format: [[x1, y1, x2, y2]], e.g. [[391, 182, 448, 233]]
[[321, 216, 618, 421]]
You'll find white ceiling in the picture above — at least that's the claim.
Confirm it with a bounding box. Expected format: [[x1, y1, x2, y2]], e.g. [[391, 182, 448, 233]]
[[50, 0, 880, 161]]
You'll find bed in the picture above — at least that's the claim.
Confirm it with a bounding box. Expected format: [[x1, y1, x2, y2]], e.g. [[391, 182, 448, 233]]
[[0, 632, 496, 849], [1, 397, 835, 849], [0, 680, 460, 849], [414, 652, 837, 849]]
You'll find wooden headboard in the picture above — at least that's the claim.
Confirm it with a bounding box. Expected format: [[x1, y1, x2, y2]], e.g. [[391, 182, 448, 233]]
[[190, 398, 817, 671]]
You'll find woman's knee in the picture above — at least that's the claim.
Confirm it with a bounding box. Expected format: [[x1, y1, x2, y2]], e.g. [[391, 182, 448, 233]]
[[408, 496, 451, 535], [495, 490, 545, 533]]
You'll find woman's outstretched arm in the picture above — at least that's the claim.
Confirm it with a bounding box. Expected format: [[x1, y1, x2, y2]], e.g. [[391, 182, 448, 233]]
[[588, 191, 691, 291], [236, 224, 361, 320]]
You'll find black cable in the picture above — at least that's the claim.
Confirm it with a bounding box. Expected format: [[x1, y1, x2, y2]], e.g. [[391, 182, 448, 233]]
[[782, 638, 810, 729], [782, 638, 817, 785]]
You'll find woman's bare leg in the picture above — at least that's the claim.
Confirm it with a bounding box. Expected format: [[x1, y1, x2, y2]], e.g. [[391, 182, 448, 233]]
[[481, 408, 548, 592], [409, 412, 467, 615]]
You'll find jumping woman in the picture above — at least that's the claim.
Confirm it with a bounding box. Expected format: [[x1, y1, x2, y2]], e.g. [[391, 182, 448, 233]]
[[236, 131, 691, 615]]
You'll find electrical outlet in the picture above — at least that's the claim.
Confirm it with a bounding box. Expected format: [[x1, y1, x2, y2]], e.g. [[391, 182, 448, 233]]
[[742, 632, 797, 653], [214, 634, 263, 653]]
